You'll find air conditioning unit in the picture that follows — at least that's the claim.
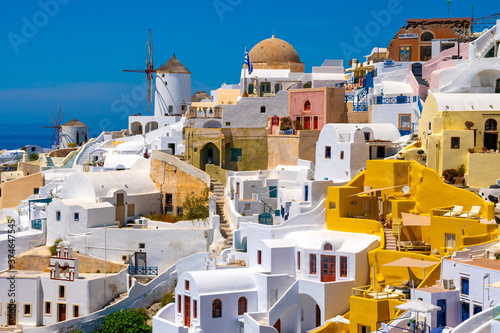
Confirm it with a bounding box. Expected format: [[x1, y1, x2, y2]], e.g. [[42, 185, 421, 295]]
[[443, 278, 455, 290], [122, 254, 131, 264]]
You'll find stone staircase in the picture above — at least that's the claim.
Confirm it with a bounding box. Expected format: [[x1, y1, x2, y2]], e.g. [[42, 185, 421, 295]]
[[107, 291, 128, 307], [211, 178, 233, 250], [384, 228, 397, 251]]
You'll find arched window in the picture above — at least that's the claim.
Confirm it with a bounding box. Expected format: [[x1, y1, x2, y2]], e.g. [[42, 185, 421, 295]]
[[323, 243, 333, 251], [238, 297, 247, 315], [485, 119, 497, 131], [212, 299, 222, 318], [420, 32, 434, 42], [304, 100, 311, 112]]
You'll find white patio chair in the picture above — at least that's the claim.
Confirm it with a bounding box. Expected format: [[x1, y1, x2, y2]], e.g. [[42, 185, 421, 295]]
[[459, 205, 481, 219]]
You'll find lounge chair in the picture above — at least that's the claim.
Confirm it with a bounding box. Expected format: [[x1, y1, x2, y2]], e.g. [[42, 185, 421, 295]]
[[459, 206, 481, 219], [443, 205, 463, 217]]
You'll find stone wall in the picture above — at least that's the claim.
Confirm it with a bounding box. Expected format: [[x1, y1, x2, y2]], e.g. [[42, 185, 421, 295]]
[[48, 147, 78, 158], [150, 151, 210, 215], [19, 161, 41, 176], [268, 130, 320, 169]]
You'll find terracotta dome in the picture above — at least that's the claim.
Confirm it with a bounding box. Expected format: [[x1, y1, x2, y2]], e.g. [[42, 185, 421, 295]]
[[249, 35, 301, 63]]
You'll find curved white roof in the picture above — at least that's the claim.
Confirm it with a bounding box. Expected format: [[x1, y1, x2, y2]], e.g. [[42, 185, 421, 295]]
[[431, 93, 500, 112], [284, 230, 379, 253], [183, 268, 257, 295], [319, 123, 401, 142], [60, 170, 157, 202]]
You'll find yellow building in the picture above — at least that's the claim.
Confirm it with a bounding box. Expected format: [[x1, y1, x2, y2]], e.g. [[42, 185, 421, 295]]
[[321, 159, 497, 332], [401, 93, 500, 187]]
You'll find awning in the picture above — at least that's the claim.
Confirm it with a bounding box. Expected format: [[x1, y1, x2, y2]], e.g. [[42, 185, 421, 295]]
[[345, 185, 406, 197], [381, 257, 438, 268], [401, 212, 431, 226]]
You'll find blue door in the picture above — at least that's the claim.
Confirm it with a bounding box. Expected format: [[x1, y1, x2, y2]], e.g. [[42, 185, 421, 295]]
[[437, 299, 446, 327], [304, 186, 309, 201], [269, 186, 277, 198], [259, 212, 272, 225], [461, 302, 470, 322]]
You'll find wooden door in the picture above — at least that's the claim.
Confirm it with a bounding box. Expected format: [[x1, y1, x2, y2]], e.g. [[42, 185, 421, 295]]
[[273, 319, 281, 333], [116, 193, 125, 223], [321, 255, 336, 282], [58, 303, 66, 322], [484, 132, 498, 150], [7, 303, 16, 325], [184, 296, 191, 327], [304, 117, 311, 130]]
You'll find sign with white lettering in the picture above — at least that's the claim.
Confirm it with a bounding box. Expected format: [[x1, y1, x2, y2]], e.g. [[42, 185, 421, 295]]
[[399, 33, 418, 39]]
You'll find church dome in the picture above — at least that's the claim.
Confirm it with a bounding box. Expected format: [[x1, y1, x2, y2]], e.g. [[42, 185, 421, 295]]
[[249, 35, 301, 63], [248, 35, 304, 72]]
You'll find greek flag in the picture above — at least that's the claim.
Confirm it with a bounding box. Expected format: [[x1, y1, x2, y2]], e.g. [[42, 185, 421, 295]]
[[244, 48, 253, 74]]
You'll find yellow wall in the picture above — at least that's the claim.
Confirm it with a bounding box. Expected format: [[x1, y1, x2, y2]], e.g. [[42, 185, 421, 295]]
[[467, 152, 500, 188], [349, 296, 404, 333]]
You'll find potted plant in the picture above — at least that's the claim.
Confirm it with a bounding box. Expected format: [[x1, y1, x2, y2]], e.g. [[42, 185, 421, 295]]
[[465, 121, 474, 129], [468, 148, 475, 153], [442, 169, 458, 182], [293, 120, 303, 131], [280, 117, 291, 132], [483, 146, 488, 152]]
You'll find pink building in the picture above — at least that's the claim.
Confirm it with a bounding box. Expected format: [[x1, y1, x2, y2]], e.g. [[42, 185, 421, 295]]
[[288, 87, 345, 131]]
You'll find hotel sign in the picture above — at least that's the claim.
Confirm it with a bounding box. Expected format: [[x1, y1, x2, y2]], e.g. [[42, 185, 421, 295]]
[[399, 33, 418, 39]]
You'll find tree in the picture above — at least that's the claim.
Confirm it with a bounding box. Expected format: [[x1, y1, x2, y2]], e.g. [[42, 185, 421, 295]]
[[100, 308, 151, 333], [183, 188, 209, 220]]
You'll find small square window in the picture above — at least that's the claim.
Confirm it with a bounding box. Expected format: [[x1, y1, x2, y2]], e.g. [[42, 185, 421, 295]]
[[139, 243, 145, 249], [23, 303, 31, 316], [231, 148, 242, 162], [364, 132, 370, 141], [74, 213, 79, 221], [260, 106, 266, 113], [34, 188, 39, 195], [329, 202, 336, 209], [340, 151, 344, 160], [185, 280, 190, 291], [244, 203, 251, 210], [451, 137, 460, 149], [73, 305, 79, 318], [56, 211, 61, 221], [226, 122, 231, 126], [325, 146, 331, 159], [177, 206, 183, 215], [257, 250, 262, 265]]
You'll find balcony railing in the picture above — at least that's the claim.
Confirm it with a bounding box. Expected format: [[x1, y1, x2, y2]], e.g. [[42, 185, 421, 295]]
[[345, 95, 355, 102], [187, 106, 222, 119], [375, 96, 412, 105], [31, 219, 45, 230], [128, 265, 158, 276], [353, 104, 368, 112]]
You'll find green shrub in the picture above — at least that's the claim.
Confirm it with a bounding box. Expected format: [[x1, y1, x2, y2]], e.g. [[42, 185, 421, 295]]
[[457, 164, 466, 176], [442, 169, 458, 182], [160, 293, 175, 307], [182, 188, 209, 220], [28, 152, 39, 161], [100, 308, 151, 333], [50, 238, 63, 256]]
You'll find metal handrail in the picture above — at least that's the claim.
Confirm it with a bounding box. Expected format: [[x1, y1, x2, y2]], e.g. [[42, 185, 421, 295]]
[[128, 265, 158, 276]]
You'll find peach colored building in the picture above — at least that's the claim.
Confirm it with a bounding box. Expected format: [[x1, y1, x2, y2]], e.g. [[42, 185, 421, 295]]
[[388, 18, 471, 62], [288, 87, 346, 131]]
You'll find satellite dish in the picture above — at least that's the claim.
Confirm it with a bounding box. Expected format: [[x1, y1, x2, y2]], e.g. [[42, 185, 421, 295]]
[[402, 186, 410, 195]]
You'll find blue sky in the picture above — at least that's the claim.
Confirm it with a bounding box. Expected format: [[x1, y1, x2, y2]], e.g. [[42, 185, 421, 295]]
[[0, 0, 495, 145]]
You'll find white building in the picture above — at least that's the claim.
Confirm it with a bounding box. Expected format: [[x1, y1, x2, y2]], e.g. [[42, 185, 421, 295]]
[[0, 242, 127, 327], [368, 61, 423, 135], [153, 228, 379, 333], [315, 123, 405, 183], [225, 160, 333, 229]]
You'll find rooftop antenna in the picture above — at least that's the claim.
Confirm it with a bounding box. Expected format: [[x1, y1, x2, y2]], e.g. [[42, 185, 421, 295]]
[[123, 29, 155, 113], [445, 0, 452, 18]]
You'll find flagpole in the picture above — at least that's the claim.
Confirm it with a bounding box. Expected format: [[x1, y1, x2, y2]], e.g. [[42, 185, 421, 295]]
[[243, 47, 247, 96]]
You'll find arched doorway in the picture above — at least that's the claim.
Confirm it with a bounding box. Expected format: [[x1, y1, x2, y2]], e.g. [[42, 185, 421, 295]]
[[145, 121, 158, 133], [484, 118, 498, 150], [200, 143, 220, 170], [130, 122, 142, 135]]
